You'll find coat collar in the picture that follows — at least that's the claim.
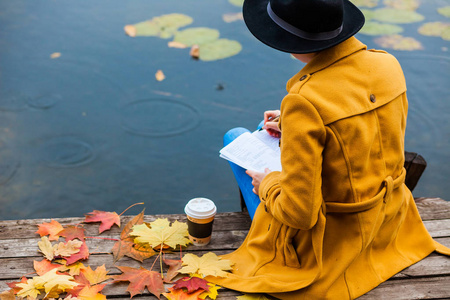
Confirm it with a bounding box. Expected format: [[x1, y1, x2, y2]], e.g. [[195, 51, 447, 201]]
[[287, 37, 367, 91]]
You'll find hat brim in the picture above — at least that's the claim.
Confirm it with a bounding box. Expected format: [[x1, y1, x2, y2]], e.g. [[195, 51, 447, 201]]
[[243, 0, 365, 54]]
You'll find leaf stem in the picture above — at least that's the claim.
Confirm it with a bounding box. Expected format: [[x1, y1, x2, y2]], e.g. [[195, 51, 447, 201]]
[[150, 251, 161, 272], [160, 244, 164, 278], [119, 202, 145, 217]]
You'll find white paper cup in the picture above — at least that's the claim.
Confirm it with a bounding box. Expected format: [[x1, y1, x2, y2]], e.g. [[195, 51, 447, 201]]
[[184, 198, 217, 245]]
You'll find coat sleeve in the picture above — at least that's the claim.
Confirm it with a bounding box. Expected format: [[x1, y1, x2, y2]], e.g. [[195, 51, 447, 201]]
[[259, 94, 326, 230]]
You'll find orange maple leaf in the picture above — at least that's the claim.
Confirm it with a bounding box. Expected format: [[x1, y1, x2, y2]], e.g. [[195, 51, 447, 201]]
[[6, 277, 27, 294], [35, 219, 64, 241], [112, 266, 165, 299], [163, 287, 204, 300], [173, 277, 209, 293], [33, 259, 63, 276], [112, 209, 156, 263], [84, 210, 120, 233], [163, 258, 182, 283], [80, 265, 111, 285], [77, 283, 107, 300]]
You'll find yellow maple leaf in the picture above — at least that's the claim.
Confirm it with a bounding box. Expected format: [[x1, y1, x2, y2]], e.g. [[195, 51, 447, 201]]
[[131, 218, 191, 249], [81, 265, 111, 285], [178, 252, 233, 278], [55, 259, 86, 276], [16, 278, 43, 299], [53, 239, 83, 257], [199, 283, 221, 299], [38, 236, 55, 261], [236, 294, 272, 300], [39, 268, 79, 293]]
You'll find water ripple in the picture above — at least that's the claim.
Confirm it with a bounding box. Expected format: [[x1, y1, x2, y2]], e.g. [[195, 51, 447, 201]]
[[120, 98, 200, 137], [38, 136, 95, 168], [0, 140, 20, 185]]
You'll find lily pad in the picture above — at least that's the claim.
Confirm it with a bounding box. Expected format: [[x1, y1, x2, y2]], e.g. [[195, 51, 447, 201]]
[[360, 21, 404, 35], [438, 6, 450, 18], [442, 27, 450, 41], [383, 0, 420, 11], [229, 0, 244, 7], [360, 9, 376, 21], [372, 8, 424, 23], [350, 0, 379, 8], [374, 34, 423, 50], [174, 27, 220, 46], [129, 14, 193, 38], [199, 39, 242, 61], [418, 22, 450, 37]]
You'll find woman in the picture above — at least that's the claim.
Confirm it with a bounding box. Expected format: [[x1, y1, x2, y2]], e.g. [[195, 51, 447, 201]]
[[209, 0, 450, 298]]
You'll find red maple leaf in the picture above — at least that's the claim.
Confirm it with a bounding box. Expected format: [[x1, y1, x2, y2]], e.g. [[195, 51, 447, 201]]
[[35, 219, 64, 241], [163, 258, 182, 283], [65, 240, 89, 265], [173, 277, 209, 293], [112, 266, 164, 299], [84, 210, 120, 233], [60, 226, 86, 241]]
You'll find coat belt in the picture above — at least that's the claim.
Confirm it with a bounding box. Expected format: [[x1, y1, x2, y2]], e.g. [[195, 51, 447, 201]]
[[325, 168, 407, 214]]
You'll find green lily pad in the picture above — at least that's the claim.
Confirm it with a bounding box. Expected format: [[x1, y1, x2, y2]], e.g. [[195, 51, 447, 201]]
[[438, 6, 450, 18], [229, 0, 244, 7], [360, 9, 376, 21], [360, 21, 403, 35], [442, 27, 450, 41], [174, 27, 220, 46], [372, 8, 424, 23], [374, 34, 423, 50], [199, 39, 242, 61], [132, 14, 193, 38], [383, 0, 420, 11], [350, 0, 379, 8], [418, 22, 450, 37]]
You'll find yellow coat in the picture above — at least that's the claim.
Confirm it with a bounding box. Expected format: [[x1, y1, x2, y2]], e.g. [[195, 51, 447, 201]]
[[209, 37, 450, 299]]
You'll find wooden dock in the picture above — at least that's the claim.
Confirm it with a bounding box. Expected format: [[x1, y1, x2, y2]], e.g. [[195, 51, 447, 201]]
[[0, 197, 449, 299]]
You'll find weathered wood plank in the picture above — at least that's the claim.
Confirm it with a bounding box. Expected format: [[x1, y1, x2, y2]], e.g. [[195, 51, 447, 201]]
[[415, 197, 450, 220], [359, 276, 450, 299], [0, 212, 252, 240], [0, 229, 249, 258]]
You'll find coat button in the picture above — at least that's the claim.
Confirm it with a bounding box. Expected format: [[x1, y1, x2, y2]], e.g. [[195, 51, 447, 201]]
[[370, 94, 376, 103], [299, 75, 307, 81]]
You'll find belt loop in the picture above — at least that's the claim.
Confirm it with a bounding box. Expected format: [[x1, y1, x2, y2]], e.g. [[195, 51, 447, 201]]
[[383, 176, 394, 202]]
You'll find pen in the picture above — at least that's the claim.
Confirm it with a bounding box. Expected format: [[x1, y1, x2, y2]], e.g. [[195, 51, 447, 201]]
[[258, 115, 280, 131]]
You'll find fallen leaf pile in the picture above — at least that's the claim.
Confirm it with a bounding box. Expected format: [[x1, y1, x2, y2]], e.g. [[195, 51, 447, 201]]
[[3, 203, 235, 300]]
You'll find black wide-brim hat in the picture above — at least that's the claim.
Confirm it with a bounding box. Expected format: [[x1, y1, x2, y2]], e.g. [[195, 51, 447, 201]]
[[243, 0, 365, 53]]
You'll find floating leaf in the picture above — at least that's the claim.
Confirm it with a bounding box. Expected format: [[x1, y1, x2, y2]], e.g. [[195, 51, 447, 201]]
[[372, 8, 424, 23], [50, 52, 61, 59], [155, 70, 166, 81], [179, 252, 234, 278], [190, 45, 200, 59], [131, 218, 191, 249], [174, 27, 220, 47], [229, 0, 244, 7], [350, 0, 379, 8], [442, 26, 450, 40], [418, 22, 450, 37], [36, 219, 64, 241], [383, 0, 420, 11], [168, 41, 188, 48], [360, 9, 376, 21], [360, 21, 404, 35], [125, 14, 193, 39], [438, 6, 450, 18], [223, 12, 244, 23], [199, 39, 242, 61], [375, 34, 423, 50]]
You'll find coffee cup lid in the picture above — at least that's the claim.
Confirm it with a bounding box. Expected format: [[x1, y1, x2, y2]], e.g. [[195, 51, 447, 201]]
[[185, 198, 217, 219]]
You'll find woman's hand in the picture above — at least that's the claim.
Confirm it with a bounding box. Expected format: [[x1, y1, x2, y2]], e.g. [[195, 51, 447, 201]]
[[263, 110, 281, 138], [246, 168, 271, 195]]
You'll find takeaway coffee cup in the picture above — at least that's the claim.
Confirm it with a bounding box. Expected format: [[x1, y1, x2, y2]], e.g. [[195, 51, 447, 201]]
[[184, 198, 217, 245]]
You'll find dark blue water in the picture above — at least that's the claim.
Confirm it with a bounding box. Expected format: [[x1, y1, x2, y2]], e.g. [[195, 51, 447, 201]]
[[0, 0, 449, 220]]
